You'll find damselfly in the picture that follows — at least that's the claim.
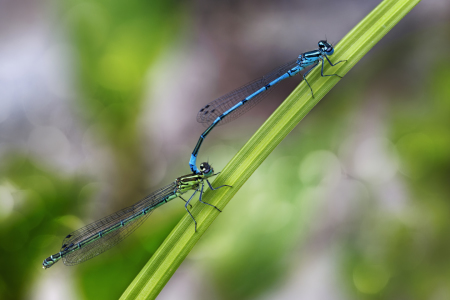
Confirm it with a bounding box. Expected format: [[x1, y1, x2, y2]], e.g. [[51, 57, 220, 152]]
[[189, 40, 345, 174], [42, 162, 228, 269]]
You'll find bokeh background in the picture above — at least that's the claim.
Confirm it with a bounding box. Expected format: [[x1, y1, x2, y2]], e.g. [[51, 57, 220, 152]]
[[1, 0, 449, 299]]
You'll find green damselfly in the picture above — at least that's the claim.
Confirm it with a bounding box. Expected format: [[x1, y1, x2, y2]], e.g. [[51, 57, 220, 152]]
[[43, 162, 229, 269]]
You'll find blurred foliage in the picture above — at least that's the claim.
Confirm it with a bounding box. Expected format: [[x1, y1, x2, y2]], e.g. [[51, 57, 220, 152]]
[[61, 0, 183, 201], [0, 0, 184, 299], [339, 28, 450, 299], [1, 1, 449, 299], [0, 157, 88, 300]]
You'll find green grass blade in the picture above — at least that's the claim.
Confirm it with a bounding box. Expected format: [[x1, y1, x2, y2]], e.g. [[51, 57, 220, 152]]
[[120, 0, 421, 298]]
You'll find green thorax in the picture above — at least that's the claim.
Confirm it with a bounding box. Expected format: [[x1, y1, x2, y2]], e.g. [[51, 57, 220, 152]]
[[175, 168, 214, 196]]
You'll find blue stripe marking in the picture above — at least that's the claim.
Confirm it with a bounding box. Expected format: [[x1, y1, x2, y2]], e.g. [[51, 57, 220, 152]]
[[190, 40, 345, 173]]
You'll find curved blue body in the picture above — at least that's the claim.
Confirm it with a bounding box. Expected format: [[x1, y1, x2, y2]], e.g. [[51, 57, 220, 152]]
[[190, 40, 345, 174]]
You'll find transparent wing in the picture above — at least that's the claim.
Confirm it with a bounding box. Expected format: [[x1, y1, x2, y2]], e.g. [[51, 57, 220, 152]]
[[61, 182, 177, 266], [197, 60, 299, 126]]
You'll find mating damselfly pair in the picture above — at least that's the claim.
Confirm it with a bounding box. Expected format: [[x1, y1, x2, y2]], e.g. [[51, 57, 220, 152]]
[[43, 40, 345, 268]]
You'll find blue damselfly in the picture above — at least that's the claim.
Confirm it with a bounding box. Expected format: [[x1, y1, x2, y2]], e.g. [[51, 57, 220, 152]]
[[189, 40, 345, 173]]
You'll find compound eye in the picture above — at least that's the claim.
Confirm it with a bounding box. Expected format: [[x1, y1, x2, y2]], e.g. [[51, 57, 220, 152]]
[[200, 162, 210, 172]]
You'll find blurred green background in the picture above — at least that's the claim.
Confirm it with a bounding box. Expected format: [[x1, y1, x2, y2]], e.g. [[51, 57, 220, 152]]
[[1, 0, 449, 299]]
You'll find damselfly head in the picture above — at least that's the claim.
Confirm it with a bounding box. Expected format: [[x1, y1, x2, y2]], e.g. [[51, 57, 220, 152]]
[[318, 40, 334, 55], [199, 162, 213, 176]]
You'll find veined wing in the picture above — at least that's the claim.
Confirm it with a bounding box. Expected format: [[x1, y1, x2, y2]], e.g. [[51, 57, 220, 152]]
[[61, 182, 177, 265], [197, 59, 299, 126]]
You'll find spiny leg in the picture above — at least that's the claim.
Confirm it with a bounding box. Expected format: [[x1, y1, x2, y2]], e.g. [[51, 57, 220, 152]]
[[185, 189, 199, 231], [302, 63, 318, 98], [179, 196, 192, 208], [325, 55, 347, 67], [198, 182, 222, 212], [206, 179, 231, 191], [320, 55, 347, 78]]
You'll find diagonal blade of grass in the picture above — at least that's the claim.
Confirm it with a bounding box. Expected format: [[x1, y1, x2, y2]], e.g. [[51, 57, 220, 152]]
[[121, 0, 421, 298]]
